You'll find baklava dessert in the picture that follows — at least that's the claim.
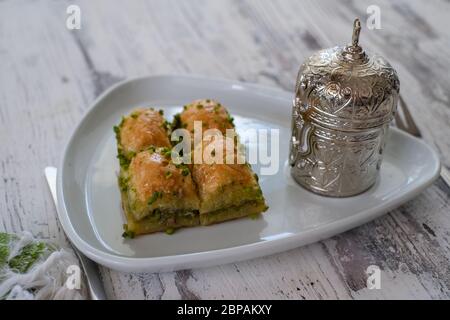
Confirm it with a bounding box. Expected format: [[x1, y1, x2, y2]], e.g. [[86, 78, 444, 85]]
[[119, 147, 200, 236], [115, 100, 267, 238], [176, 99, 235, 135], [114, 107, 171, 166], [192, 136, 267, 226], [176, 100, 267, 226]]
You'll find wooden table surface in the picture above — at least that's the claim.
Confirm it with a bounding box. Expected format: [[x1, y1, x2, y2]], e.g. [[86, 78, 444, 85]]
[[1, 0, 449, 299]]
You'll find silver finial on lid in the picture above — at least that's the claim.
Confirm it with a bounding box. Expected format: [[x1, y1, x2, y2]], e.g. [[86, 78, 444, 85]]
[[352, 18, 361, 47]]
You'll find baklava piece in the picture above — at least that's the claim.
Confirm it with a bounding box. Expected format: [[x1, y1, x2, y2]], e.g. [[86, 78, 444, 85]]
[[114, 107, 171, 167], [192, 137, 268, 226], [119, 147, 200, 237], [174, 99, 235, 135]]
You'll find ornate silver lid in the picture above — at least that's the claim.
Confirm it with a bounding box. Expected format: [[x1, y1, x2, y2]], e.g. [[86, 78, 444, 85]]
[[294, 19, 400, 131]]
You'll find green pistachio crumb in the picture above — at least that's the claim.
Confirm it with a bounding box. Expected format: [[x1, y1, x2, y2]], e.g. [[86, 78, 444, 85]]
[[161, 147, 172, 158], [148, 191, 162, 206], [165, 228, 175, 235], [162, 120, 170, 130], [122, 230, 135, 239], [8, 242, 47, 273], [172, 113, 182, 130], [118, 176, 129, 192], [130, 112, 139, 119], [117, 153, 131, 169], [249, 213, 261, 220]]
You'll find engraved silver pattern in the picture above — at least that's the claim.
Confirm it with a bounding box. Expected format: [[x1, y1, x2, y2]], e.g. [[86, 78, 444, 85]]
[[290, 19, 400, 197]]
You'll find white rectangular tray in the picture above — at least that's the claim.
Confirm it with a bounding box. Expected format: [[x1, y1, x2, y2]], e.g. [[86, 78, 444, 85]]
[[57, 75, 440, 273]]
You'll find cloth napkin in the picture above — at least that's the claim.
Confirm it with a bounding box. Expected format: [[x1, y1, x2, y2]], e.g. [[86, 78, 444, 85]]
[[0, 231, 87, 300]]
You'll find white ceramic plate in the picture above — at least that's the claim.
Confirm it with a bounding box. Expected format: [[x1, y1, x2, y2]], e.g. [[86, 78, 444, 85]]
[[57, 75, 441, 273]]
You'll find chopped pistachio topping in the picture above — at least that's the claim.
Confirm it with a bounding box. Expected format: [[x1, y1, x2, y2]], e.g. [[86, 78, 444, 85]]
[[165, 228, 175, 235], [227, 114, 234, 124], [122, 224, 135, 239], [249, 213, 261, 220], [162, 120, 171, 131], [130, 112, 139, 119], [172, 113, 181, 130], [181, 167, 190, 176], [118, 176, 129, 192], [161, 147, 172, 158], [114, 117, 125, 140], [8, 241, 47, 273], [117, 153, 131, 169], [122, 230, 135, 239], [148, 191, 163, 206]]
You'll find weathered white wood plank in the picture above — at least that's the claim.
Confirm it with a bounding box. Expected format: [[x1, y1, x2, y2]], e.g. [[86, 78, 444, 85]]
[[1, 0, 449, 300]]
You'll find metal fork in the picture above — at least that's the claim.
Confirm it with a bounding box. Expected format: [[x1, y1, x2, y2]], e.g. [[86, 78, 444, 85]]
[[395, 96, 450, 188]]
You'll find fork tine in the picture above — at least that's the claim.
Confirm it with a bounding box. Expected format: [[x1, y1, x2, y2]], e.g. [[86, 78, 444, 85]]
[[398, 95, 422, 138], [394, 111, 408, 132], [396, 96, 450, 189]]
